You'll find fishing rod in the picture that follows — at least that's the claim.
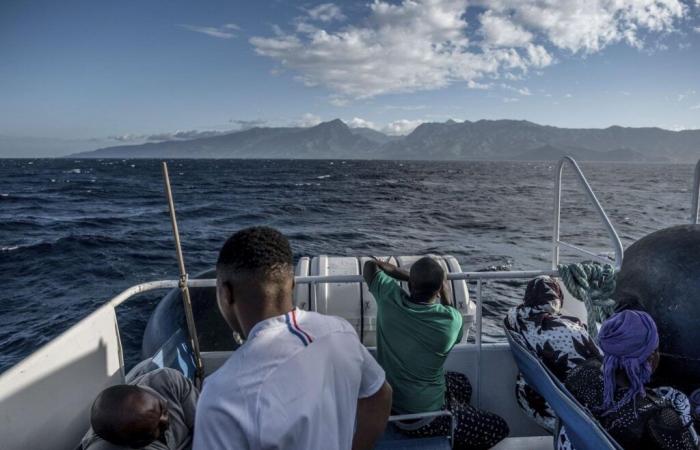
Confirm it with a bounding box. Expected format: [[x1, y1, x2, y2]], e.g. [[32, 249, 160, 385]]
[[161, 161, 204, 388]]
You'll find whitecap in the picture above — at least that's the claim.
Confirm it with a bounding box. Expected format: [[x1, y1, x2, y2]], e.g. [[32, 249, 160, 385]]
[[317, 175, 331, 179], [0, 193, 8, 197], [1, 245, 19, 252], [65, 168, 81, 174]]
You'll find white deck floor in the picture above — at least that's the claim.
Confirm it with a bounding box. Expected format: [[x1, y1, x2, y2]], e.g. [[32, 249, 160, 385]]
[[492, 436, 552, 450]]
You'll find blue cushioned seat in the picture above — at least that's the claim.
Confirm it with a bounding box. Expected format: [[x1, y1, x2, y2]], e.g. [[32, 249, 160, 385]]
[[503, 322, 621, 450]]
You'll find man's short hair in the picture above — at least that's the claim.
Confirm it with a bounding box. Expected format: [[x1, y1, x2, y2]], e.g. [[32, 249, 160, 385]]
[[216, 226, 293, 282], [91, 385, 146, 445], [409, 257, 445, 300]]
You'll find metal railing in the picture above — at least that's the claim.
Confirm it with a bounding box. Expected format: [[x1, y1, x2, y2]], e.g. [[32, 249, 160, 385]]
[[108, 269, 556, 409], [692, 159, 699, 225], [552, 157, 624, 271]]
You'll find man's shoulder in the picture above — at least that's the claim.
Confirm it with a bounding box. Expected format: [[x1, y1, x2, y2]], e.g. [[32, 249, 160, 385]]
[[299, 310, 358, 337]]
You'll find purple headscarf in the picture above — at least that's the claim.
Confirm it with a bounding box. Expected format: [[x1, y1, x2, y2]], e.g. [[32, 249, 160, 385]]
[[598, 310, 659, 413]]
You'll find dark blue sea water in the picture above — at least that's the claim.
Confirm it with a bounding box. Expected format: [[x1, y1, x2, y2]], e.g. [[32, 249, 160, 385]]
[[0, 159, 696, 374]]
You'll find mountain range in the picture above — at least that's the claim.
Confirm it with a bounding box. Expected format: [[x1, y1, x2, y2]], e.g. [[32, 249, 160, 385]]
[[73, 119, 700, 162]]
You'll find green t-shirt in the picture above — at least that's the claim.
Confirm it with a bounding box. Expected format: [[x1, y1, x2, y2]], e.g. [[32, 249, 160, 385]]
[[369, 271, 464, 414]]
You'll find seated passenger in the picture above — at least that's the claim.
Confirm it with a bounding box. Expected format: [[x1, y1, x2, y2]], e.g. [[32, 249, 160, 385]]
[[80, 367, 198, 450], [561, 310, 698, 450], [363, 256, 508, 450], [193, 227, 392, 450], [504, 276, 601, 432]]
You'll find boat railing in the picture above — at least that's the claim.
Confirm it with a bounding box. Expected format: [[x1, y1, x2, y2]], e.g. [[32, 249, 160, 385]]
[[692, 159, 699, 225], [552, 156, 624, 271], [101, 268, 560, 409]]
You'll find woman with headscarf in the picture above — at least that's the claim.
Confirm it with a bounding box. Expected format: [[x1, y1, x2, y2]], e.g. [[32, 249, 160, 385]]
[[505, 276, 601, 431], [560, 310, 698, 450]]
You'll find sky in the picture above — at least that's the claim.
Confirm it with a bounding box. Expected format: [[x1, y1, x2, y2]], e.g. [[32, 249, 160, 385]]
[[1, 0, 700, 156]]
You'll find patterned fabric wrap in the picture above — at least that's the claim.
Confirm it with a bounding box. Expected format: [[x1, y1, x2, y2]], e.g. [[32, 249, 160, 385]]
[[505, 276, 601, 431], [598, 310, 659, 414], [690, 388, 700, 417], [654, 386, 700, 446], [523, 276, 564, 309]]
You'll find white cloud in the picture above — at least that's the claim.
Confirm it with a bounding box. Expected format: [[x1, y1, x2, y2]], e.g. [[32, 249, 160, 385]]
[[297, 113, 322, 127], [677, 89, 697, 102], [229, 119, 268, 129], [691, 104, 700, 110], [382, 119, 424, 135], [501, 84, 532, 96], [502, 97, 519, 103], [467, 80, 492, 90], [109, 129, 229, 143], [347, 117, 377, 129], [564, 93, 573, 98], [329, 96, 349, 107], [383, 104, 428, 110], [479, 0, 687, 53], [179, 23, 239, 39], [307, 3, 346, 22], [250, 0, 686, 102], [694, 26, 700, 33], [480, 10, 533, 47]]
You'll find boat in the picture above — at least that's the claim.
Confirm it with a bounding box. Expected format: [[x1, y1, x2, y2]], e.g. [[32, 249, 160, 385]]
[[1, 157, 698, 450]]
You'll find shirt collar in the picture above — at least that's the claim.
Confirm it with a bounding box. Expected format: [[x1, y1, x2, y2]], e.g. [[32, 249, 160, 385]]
[[246, 308, 300, 340]]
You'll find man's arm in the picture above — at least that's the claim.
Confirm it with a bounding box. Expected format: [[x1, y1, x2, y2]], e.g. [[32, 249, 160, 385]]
[[352, 382, 392, 450], [366, 257, 409, 282], [439, 280, 453, 307]]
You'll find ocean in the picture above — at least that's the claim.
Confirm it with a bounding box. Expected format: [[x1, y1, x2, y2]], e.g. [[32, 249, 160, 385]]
[[0, 158, 696, 374]]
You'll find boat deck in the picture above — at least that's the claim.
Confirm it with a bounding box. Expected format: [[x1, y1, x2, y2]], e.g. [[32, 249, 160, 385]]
[[493, 437, 552, 450]]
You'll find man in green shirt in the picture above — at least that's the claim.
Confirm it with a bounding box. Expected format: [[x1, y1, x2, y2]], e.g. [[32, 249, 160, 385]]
[[363, 256, 508, 450]]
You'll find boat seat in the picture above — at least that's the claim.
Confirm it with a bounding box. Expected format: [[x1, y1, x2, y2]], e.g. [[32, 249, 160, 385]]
[[503, 322, 622, 450], [375, 411, 453, 450]]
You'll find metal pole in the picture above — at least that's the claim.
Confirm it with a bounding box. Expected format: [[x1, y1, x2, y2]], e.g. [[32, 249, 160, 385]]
[[692, 159, 699, 225], [553, 157, 624, 271], [475, 280, 483, 409], [552, 162, 563, 270], [161, 162, 204, 387]]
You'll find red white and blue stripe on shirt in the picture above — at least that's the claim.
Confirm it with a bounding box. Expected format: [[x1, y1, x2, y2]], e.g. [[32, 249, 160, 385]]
[[285, 309, 314, 346]]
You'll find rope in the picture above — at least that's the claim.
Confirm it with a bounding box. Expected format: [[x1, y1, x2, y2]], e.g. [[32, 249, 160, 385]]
[[557, 262, 617, 340]]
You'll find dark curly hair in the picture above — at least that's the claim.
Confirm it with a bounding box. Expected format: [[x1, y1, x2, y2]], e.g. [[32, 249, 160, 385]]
[[91, 385, 154, 446], [216, 226, 293, 281]]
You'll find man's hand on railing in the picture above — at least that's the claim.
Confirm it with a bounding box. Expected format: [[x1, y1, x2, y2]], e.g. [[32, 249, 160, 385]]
[[369, 256, 410, 282]]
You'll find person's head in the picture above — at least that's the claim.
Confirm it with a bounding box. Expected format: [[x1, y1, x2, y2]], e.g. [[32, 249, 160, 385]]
[[216, 226, 294, 336], [408, 257, 445, 303], [598, 309, 660, 413], [91, 385, 169, 448], [522, 276, 563, 312]]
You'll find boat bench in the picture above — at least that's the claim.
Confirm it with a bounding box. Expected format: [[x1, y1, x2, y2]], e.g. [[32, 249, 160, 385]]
[[503, 323, 621, 450], [375, 411, 453, 450]]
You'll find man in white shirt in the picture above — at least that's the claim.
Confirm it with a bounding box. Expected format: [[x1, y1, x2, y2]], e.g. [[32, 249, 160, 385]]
[[193, 226, 392, 450]]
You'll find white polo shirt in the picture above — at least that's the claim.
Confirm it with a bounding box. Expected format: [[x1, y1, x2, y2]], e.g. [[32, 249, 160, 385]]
[[193, 308, 386, 450]]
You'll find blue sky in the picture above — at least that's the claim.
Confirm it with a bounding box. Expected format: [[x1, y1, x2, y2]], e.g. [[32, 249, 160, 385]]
[[1, 0, 700, 156]]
